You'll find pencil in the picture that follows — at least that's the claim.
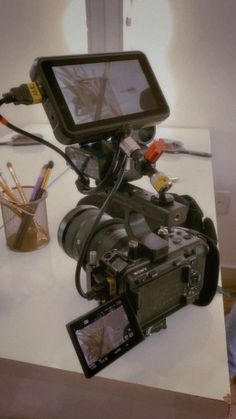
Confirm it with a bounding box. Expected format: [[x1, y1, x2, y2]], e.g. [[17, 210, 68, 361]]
[[40, 160, 54, 191], [30, 164, 48, 201]]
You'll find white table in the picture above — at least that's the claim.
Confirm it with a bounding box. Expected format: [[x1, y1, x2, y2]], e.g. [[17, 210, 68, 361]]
[[0, 125, 230, 417]]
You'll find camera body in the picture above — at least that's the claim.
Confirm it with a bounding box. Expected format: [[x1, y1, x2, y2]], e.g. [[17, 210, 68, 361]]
[[58, 181, 209, 336], [83, 224, 208, 335]]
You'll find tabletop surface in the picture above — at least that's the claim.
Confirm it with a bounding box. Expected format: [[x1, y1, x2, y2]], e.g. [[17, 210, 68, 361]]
[[0, 124, 230, 400]]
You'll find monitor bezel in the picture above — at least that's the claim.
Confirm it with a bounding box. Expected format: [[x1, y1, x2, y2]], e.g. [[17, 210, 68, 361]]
[[31, 51, 169, 145]]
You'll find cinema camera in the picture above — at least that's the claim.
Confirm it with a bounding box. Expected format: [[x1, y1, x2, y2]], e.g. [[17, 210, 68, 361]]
[[29, 51, 219, 377]]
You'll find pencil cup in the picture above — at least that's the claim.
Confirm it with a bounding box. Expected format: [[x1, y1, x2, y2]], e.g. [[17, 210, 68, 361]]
[[0, 186, 50, 252]]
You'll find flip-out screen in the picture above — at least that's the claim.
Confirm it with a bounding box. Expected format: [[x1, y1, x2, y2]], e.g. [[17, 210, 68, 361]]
[[66, 294, 144, 377]]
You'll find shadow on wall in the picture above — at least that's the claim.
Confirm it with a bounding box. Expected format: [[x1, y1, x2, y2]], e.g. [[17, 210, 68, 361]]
[[123, 0, 174, 113], [166, 0, 236, 267]]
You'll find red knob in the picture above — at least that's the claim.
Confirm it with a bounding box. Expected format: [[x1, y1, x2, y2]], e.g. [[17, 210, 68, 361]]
[[144, 139, 165, 163]]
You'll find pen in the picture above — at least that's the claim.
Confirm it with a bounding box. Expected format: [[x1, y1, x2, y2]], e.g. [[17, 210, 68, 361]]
[[39, 160, 54, 193], [0, 134, 42, 146], [33, 160, 54, 200], [162, 139, 212, 158]]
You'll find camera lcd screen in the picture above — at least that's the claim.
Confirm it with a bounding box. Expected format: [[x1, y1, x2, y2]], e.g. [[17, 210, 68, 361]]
[[66, 294, 144, 378], [30, 52, 169, 144]]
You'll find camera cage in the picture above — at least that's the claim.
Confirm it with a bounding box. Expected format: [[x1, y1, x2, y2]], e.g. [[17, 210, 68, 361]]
[[29, 51, 219, 377]]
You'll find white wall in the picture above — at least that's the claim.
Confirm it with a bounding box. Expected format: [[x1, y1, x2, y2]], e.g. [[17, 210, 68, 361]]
[[123, 0, 236, 268], [0, 0, 87, 133]]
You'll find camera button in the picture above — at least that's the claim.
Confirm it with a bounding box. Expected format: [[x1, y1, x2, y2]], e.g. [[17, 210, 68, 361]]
[[184, 248, 193, 257], [172, 237, 182, 244], [184, 234, 192, 240]]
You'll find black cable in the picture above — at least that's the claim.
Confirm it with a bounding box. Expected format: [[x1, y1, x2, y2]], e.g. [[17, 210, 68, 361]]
[[3, 120, 123, 196], [0, 94, 129, 196], [0, 94, 128, 299], [84, 143, 122, 195], [0, 99, 122, 194], [82, 127, 131, 195], [3, 119, 86, 177], [75, 153, 127, 299], [0, 102, 91, 190]]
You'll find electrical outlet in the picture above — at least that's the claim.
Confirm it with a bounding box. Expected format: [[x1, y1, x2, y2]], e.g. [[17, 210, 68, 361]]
[[215, 190, 231, 214]]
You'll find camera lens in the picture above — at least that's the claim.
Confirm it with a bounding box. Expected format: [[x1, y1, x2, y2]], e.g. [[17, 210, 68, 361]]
[[58, 205, 128, 264]]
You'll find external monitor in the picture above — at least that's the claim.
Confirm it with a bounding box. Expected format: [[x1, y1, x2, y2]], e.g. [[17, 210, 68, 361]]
[[30, 51, 169, 145]]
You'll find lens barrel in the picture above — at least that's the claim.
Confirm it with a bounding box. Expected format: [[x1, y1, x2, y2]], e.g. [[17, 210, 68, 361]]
[[58, 205, 128, 264]]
